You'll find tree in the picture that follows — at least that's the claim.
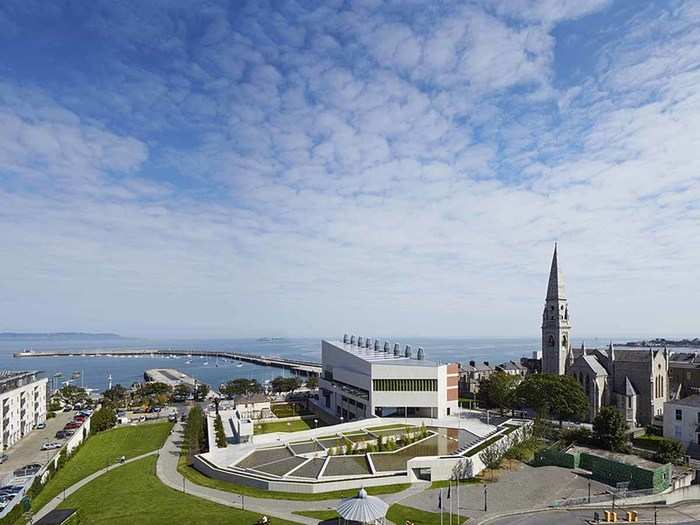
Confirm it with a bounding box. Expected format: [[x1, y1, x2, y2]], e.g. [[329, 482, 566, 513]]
[[271, 376, 302, 394], [172, 383, 192, 401], [220, 378, 261, 398], [516, 374, 588, 425], [477, 372, 519, 415], [194, 383, 210, 401], [214, 414, 227, 448], [593, 406, 628, 452], [654, 438, 685, 465], [306, 375, 319, 389], [91, 407, 117, 433], [184, 406, 206, 462], [480, 441, 506, 478], [102, 384, 129, 405]]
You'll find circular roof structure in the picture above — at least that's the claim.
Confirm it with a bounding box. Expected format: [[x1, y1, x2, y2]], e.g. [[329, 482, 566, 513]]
[[336, 488, 389, 524]]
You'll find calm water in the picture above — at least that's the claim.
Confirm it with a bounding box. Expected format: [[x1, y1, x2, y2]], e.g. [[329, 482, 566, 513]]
[[0, 335, 631, 393]]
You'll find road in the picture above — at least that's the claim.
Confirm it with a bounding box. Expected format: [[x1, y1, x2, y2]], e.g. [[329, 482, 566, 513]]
[[483, 504, 700, 525]]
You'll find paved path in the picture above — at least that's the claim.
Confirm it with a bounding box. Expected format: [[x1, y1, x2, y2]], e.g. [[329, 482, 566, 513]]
[[33, 450, 158, 521], [155, 422, 428, 524]]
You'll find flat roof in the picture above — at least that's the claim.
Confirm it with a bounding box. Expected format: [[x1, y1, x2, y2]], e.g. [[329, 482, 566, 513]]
[[667, 394, 700, 408], [324, 340, 440, 367]]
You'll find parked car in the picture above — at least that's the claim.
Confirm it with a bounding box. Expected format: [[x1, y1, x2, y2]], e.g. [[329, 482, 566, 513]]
[[64, 422, 80, 430], [0, 486, 24, 494], [0, 454, 8, 464], [167, 413, 177, 422], [180, 414, 187, 422], [35, 422, 46, 430], [62, 405, 73, 412], [13, 464, 41, 477], [74, 415, 87, 422], [55, 431, 67, 439], [41, 442, 62, 451]]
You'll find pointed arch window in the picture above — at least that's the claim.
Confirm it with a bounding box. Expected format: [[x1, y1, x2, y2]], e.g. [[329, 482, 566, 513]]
[[548, 335, 555, 347], [585, 375, 591, 396], [562, 335, 568, 348]]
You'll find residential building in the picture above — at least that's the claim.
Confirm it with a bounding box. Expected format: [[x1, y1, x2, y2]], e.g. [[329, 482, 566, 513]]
[[668, 352, 700, 398], [318, 337, 459, 421], [496, 361, 527, 377], [663, 395, 700, 457], [540, 245, 669, 426], [0, 370, 48, 450], [458, 361, 494, 396]]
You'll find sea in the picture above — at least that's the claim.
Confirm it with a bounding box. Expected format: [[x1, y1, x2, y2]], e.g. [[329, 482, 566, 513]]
[[0, 335, 657, 394]]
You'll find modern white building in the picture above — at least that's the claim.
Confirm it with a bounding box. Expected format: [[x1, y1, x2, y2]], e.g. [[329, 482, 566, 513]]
[[0, 370, 48, 450], [318, 336, 458, 421], [663, 395, 700, 455]]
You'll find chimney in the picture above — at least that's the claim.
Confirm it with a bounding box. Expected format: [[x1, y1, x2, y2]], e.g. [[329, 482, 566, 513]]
[[374, 340, 380, 351], [357, 336, 364, 347], [484, 361, 490, 367], [343, 334, 348, 344], [393, 343, 400, 356], [469, 360, 475, 367], [405, 345, 412, 358], [350, 335, 356, 345], [383, 341, 390, 352], [365, 338, 371, 349], [417, 347, 425, 361]]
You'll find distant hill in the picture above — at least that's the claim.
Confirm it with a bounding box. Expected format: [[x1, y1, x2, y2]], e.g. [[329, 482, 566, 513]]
[[0, 332, 124, 340], [622, 338, 700, 348]]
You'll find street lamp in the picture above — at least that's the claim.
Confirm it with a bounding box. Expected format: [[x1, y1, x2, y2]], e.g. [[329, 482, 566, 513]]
[[483, 485, 488, 512], [314, 419, 318, 429]]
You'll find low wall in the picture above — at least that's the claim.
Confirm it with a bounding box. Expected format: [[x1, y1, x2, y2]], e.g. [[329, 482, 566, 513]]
[[192, 455, 409, 494]]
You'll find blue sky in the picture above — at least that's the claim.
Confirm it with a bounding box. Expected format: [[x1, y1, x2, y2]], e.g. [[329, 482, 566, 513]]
[[0, 0, 698, 338]]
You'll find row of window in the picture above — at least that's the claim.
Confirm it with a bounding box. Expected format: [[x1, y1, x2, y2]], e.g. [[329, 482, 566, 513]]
[[674, 408, 700, 423], [340, 395, 365, 410], [373, 379, 437, 392]]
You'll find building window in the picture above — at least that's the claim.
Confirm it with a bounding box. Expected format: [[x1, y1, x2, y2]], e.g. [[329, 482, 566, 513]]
[[372, 379, 437, 392], [627, 397, 632, 409], [676, 409, 683, 421]]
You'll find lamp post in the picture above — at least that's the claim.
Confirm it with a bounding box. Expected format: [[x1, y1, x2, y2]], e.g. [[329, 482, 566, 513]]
[[588, 479, 591, 503], [483, 485, 488, 512], [314, 419, 318, 429]]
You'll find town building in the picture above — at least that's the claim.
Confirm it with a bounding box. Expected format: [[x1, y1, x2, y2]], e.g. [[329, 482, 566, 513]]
[[318, 337, 459, 420], [496, 360, 527, 377], [540, 245, 669, 426], [0, 370, 48, 450], [663, 395, 700, 458]]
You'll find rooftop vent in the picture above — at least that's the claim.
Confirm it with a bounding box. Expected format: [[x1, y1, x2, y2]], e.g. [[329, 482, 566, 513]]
[[383, 341, 390, 352], [357, 336, 364, 347], [393, 343, 400, 356], [365, 338, 371, 349], [405, 345, 412, 358], [343, 334, 349, 344], [469, 360, 475, 367], [417, 347, 425, 361], [374, 340, 379, 351], [350, 335, 356, 345]]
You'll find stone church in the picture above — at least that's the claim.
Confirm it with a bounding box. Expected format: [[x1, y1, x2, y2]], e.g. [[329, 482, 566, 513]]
[[541, 245, 668, 426]]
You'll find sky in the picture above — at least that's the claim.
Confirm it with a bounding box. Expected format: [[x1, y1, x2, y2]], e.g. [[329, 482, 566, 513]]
[[0, 0, 698, 339]]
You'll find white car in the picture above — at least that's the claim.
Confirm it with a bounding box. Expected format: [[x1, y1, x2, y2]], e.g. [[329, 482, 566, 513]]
[[35, 422, 46, 430], [40, 442, 61, 451]]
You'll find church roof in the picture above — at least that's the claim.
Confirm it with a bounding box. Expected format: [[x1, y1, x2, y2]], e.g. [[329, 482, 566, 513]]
[[625, 377, 637, 396], [576, 354, 608, 377], [546, 244, 566, 301], [613, 348, 656, 362]]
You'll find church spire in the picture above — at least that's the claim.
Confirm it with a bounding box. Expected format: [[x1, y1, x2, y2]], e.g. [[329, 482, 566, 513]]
[[546, 243, 566, 301]]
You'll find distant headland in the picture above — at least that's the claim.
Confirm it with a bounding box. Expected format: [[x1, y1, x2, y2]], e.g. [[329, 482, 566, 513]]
[[0, 332, 124, 340], [622, 337, 700, 348]]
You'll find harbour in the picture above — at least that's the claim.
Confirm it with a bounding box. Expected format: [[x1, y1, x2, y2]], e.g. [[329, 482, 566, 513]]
[[13, 348, 321, 376]]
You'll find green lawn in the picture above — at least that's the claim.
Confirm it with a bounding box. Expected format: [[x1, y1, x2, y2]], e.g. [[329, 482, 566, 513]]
[[366, 424, 414, 432], [56, 456, 301, 525], [293, 509, 338, 520], [430, 478, 483, 489], [387, 503, 469, 525], [271, 403, 312, 418], [254, 419, 322, 434], [294, 504, 469, 525], [31, 422, 173, 511], [178, 454, 411, 501]]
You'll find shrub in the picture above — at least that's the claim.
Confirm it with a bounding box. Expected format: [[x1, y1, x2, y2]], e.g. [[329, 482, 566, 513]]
[[653, 438, 686, 465], [561, 427, 593, 446], [47, 411, 56, 419]]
